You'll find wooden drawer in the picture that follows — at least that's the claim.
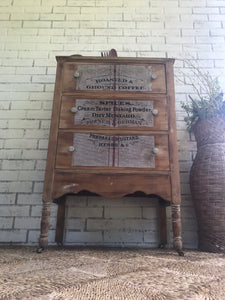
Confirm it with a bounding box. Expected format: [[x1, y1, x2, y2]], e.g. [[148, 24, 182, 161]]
[[55, 131, 170, 170], [62, 62, 166, 93], [59, 95, 168, 130]]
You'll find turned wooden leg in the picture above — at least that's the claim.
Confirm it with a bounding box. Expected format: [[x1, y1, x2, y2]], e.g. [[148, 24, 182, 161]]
[[55, 197, 66, 246], [37, 201, 51, 253], [171, 204, 184, 256], [158, 200, 167, 248]]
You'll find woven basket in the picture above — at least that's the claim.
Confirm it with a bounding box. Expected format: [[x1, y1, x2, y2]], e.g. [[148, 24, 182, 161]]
[[190, 118, 225, 253]]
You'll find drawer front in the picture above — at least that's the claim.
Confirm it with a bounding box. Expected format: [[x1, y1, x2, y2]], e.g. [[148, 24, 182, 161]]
[[55, 132, 170, 170], [59, 96, 168, 130], [62, 63, 166, 93]]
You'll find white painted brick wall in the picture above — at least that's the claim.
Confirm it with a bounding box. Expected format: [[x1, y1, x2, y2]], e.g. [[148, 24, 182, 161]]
[[1, 0, 224, 249]]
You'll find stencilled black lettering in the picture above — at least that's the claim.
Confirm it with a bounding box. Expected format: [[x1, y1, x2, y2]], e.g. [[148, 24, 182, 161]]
[[75, 99, 154, 127]]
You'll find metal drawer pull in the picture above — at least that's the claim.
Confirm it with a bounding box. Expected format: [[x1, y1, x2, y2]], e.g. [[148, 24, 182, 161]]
[[73, 71, 80, 78], [151, 74, 157, 80], [152, 148, 159, 154], [70, 107, 78, 113], [152, 109, 158, 116], [68, 146, 75, 152]]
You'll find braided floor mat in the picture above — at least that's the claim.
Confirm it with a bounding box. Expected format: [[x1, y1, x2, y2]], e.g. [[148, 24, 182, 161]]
[[0, 247, 225, 300]]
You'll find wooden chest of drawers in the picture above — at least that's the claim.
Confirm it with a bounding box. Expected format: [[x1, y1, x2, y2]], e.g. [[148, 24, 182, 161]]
[[38, 55, 183, 255]]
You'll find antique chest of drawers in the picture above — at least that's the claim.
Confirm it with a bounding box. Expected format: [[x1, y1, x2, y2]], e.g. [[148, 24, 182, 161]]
[[38, 54, 183, 255]]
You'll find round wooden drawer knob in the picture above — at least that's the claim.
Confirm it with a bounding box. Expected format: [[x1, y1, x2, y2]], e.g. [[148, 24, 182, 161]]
[[70, 107, 78, 113], [68, 146, 75, 152], [152, 148, 159, 154], [151, 74, 157, 80], [152, 109, 158, 116], [73, 71, 80, 78]]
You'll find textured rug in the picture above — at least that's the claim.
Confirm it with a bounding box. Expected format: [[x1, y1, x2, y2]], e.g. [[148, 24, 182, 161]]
[[0, 247, 225, 300]]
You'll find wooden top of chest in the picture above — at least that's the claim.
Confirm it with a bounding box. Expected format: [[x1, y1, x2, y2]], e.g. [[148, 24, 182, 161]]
[[56, 55, 175, 64]]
